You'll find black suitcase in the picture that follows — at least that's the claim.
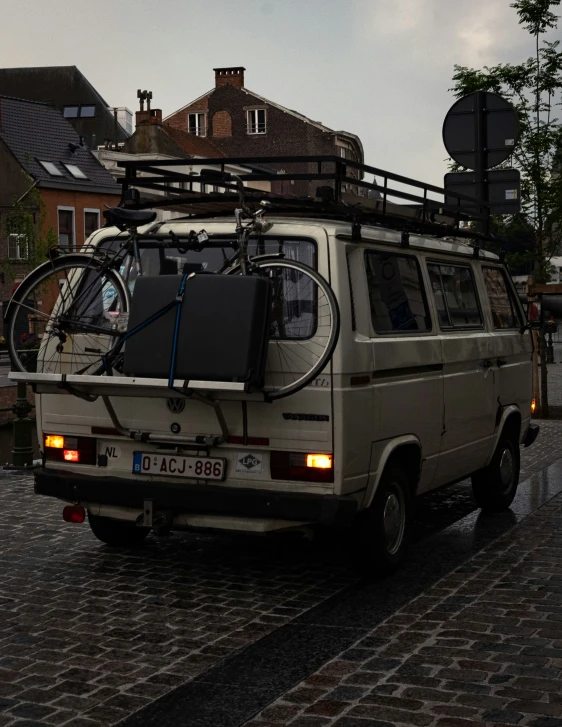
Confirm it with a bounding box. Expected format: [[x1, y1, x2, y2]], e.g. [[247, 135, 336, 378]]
[[122, 274, 272, 387]]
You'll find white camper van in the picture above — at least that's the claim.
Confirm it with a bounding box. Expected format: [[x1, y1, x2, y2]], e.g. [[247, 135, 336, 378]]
[[7, 158, 538, 573]]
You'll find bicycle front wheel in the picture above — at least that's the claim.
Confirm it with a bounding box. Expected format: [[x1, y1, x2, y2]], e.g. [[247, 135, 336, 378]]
[[6, 254, 129, 375], [228, 259, 340, 400]]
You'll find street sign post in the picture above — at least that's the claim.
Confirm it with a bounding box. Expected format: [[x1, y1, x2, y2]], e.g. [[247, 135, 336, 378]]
[[443, 91, 521, 226]]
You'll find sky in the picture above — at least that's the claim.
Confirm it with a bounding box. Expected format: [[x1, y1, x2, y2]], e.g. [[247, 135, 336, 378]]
[[0, 0, 557, 187]]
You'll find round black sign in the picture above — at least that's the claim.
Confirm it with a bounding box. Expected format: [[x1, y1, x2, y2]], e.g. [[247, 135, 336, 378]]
[[443, 91, 519, 170]]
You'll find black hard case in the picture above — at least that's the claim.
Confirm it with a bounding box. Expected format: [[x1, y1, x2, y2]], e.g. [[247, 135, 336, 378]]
[[122, 274, 272, 386]]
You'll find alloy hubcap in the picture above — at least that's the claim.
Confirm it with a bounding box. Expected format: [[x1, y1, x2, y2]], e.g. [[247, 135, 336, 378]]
[[383, 487, 405, 555], [499, 447, 514, 490]]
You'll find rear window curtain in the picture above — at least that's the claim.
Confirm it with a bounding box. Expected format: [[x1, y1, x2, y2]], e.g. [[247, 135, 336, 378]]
[[364, 251, 431, 333]]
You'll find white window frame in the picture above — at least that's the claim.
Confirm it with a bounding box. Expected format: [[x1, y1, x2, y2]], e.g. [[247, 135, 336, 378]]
[[57, 206, 76, 251], [84, 208, 100, 242], [188, 112, 206, 137], [247, 108, 267, 135], [8, 233, 29, 260]]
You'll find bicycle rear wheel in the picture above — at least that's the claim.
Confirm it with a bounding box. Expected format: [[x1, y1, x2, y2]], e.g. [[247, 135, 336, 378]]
[[6, 254, 129, 375], [228, 259, 340, 400]]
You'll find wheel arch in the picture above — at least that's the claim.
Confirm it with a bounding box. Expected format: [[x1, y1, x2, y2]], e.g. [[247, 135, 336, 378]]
[[487, 405, 522, 466], [364, 435, 422, 510]]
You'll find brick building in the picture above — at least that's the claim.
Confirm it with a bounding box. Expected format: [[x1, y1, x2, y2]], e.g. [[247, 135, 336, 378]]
[[0, 95, 120, 302], [165, 67, 364, 196]]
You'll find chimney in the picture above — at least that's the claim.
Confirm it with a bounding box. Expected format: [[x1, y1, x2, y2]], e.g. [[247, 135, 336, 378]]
[[214, 67, 246, 90], [135, 108, 163, 128]]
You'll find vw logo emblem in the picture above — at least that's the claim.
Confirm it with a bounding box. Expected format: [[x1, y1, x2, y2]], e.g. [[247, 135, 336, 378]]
[[166, 398, 185, 413]]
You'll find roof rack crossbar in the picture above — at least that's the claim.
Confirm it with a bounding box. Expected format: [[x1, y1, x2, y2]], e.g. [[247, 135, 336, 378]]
[[117, 155, 492, 237]]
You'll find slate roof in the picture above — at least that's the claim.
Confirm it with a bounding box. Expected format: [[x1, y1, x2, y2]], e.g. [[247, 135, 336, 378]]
[[0, 66, 129, 145], [0, 95, 120, 192]]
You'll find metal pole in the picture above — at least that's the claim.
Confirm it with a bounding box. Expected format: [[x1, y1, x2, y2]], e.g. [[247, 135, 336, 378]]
[[12, 381, 33, 468], [474, 91, 488, 235]]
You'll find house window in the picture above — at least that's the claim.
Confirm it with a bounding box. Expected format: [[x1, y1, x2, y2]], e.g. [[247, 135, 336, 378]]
[[62, 163, 88, 180], [58, 208, 75, 251], [80, 105, 96, 118], [188, 113, 206, 136], [38, 161, 63, 177], [8, 234, 28, 260], [247, 108, 266, 134], [84, 210, 100, 240], [63, 106, 79, 118]]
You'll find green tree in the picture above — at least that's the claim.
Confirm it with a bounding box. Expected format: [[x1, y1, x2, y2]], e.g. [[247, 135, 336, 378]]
[[2, 179, 57, 282], [450, 0, 562, 417]]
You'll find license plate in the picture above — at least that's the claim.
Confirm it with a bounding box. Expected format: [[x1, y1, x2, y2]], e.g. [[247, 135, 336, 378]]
[[132, 452, 226, 481]]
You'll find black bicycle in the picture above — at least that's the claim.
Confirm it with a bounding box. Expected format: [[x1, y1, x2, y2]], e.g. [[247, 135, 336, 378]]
[[5, 172, 340, 400]]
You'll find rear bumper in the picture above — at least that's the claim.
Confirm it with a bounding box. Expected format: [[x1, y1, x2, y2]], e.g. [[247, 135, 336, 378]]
[[34, 469, 357, 527]]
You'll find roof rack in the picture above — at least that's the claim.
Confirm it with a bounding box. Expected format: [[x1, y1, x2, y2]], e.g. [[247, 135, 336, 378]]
[[117, 155, 496, 243]]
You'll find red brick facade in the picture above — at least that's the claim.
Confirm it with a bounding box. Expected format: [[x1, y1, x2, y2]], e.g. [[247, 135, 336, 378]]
[[165, 68, 363, 196], [0, 188, 120, 304]]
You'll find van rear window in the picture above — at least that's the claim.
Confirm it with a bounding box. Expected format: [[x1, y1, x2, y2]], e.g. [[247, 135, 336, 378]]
[[364, 251, 431, 333]]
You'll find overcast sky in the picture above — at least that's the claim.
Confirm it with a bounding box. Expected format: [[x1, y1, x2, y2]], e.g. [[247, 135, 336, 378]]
[[1, 0, 557, 187]]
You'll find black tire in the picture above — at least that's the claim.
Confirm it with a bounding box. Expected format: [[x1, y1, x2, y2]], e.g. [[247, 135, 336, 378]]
[[471, 433, 520, 512], [88, 512, 150, 547], [355, 462, 412, 576]]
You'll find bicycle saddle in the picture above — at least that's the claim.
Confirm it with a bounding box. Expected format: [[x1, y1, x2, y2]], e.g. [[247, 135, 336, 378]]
[[104, 207, 157, 229]]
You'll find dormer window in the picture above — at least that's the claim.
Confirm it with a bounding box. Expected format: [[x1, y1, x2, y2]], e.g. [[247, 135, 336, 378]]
[[63, 105, 96, 118], [38, 160, 63, 176], [188, 112, 206, 136], [247, 108, 266, 135], [62, 163, 88, 179]]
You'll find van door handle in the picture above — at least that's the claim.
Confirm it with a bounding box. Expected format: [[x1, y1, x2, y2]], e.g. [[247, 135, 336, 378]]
[[497, 358, 507, 367], [481, 359, 493, 368]]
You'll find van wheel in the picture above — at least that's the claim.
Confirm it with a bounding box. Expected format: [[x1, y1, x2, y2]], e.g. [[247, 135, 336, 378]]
[[356, 463, 412, 576], [88, 513, 150, 547], [471, 434, 520, 512]]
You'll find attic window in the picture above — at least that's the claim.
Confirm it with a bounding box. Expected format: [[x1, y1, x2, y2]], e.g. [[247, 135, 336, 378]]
[[39, 161, 63, 176], [188, 113, 206, 136], [247, 108, 266, 135], [63, 105, 96, 118], [62, 164, 88, 179]]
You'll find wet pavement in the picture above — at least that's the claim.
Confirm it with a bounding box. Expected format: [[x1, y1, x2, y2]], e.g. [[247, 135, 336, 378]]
[[0, 426, 562, 727]]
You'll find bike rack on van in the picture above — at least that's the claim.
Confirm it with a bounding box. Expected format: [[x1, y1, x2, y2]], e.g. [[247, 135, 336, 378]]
[[116, 155, 497, 243], [8, 371, 266, 448]]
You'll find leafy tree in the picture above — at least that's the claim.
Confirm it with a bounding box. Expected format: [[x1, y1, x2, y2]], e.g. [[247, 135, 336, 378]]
[[450, 0, 562, 416], [2, 178, 57, 284]]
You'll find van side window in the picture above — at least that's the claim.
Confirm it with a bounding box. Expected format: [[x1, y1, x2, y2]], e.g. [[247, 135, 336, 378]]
[[482, 267, 521, 329], [364, 251, 431, 333], [428, 263, 482, 328]]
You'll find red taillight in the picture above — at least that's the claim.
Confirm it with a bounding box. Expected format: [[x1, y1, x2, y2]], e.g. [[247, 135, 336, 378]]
[[271, 451, 334, 482], [44, 434, 96, 465], [227, 436, 270, 446], [63, 505, 85, 523]]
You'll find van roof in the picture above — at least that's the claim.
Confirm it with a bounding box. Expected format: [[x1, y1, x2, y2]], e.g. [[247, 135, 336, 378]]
[[96, 216, 499, 262]]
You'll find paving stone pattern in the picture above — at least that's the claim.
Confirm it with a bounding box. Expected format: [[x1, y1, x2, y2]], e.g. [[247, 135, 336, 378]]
[[0, 478, 357, 727], [245, 488, 562, 727], [1, 423, 562, 727]]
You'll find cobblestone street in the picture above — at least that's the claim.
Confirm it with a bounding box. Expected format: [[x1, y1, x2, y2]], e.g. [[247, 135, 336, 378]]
[[0, 424, 562, 727]]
